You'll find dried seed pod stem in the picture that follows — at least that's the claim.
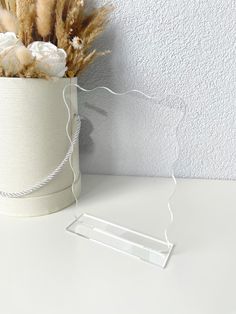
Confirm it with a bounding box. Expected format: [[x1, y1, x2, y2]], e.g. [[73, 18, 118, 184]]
[[65, 0, 84, 37]]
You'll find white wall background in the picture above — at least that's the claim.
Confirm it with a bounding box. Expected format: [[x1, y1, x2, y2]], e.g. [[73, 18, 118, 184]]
[[79, 0, 236, 179]]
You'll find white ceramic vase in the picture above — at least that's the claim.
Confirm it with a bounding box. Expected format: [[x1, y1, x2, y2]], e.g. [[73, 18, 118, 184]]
[[0, 77, 80, 217]]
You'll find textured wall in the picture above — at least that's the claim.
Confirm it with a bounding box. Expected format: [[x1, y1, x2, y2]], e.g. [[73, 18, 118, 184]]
[[79, 0, 236, 179]]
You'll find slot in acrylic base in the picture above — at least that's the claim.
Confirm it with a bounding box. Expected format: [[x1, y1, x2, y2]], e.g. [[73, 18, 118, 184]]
[[67, 213, 174, 268]]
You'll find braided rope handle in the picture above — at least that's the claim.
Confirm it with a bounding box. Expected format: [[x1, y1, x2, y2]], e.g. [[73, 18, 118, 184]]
[[0, 116, 81, 199]]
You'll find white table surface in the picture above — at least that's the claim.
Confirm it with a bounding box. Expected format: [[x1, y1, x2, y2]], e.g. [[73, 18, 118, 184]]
[[0, 175, 235, 314]]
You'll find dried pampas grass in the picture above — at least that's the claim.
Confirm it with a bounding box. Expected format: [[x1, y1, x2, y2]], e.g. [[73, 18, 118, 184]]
[[7, 0, 16, 14], [36, 0, 55, 38], [0, 45, 49, 78], [0, 8, 18, 33], [81, 6, 111, 47], [65, 0, 84, 38], [0, 0, 16, 13], [16, 0, 36, 45], [0, 0, 112, 78], [55, 0, 68, 50]]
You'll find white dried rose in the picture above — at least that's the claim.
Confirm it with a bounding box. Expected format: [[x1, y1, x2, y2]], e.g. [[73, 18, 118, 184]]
[[0, 32, 21, 53], [28, 41, 68, 77]]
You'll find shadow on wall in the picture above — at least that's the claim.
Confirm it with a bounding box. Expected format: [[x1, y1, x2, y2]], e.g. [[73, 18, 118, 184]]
[[79, 117, 94, 155], [79, 103, 108, 155]]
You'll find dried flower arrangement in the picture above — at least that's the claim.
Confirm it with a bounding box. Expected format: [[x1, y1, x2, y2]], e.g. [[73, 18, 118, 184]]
[[0, 0, 111, 78]]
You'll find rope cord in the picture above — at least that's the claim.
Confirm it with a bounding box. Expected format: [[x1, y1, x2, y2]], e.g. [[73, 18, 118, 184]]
[[0, 113, 81, 199]]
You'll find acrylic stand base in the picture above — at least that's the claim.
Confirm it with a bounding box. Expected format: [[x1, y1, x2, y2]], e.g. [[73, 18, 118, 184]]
[[67, 213, 174, 268]]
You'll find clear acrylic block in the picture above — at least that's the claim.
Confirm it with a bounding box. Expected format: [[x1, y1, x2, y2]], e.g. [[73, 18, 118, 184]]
[[67, 213, 174, 268]]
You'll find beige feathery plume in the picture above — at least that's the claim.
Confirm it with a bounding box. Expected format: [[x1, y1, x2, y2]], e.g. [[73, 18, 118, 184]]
[[67, 49, 96, 77], [15, 46, 34, 66], [76, 49, 96, 74], [0, 44, 49, 79], [1, 45, 34, 77], [36, 0, 55, 38], [0, 0, 6, 9], [16, 0, 26, 40], [8, 0, 16, 14], [16, 0, 36, 45], [19, 62, 50, 79], [64, 4, 111, 76], [76, 50, 109, 75], [0, 46, 21, 75], [0, 8, 18, 32], [16, 0, 24, 20], [55, 0, 68, 50], [81, 6, 112, 47], [4, 0, 16, 14]]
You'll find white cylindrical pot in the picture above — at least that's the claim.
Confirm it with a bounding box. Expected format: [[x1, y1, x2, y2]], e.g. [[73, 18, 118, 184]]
[[0, 77, 80, 217]]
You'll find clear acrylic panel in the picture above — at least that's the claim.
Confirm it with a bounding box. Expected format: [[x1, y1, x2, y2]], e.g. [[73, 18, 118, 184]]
[[164, 97, 236, 310], [66, 85, 186, 268]]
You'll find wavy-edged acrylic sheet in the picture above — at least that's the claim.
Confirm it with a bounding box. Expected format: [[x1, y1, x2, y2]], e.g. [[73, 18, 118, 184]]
[[65, 84, 186, 268]]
